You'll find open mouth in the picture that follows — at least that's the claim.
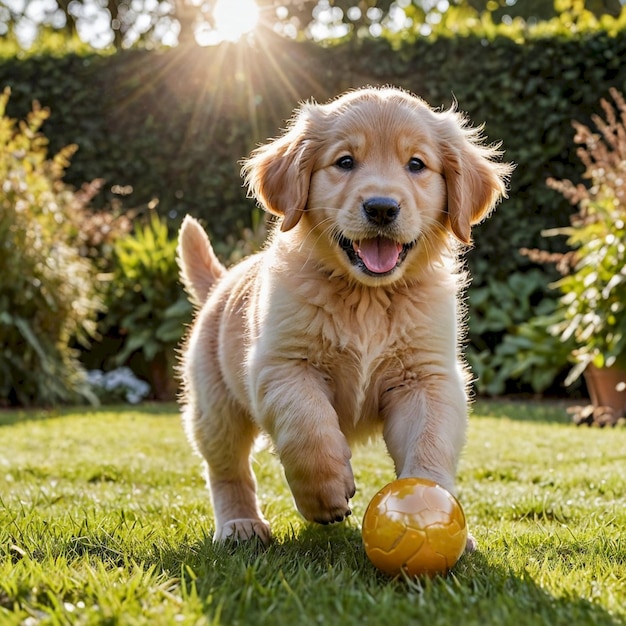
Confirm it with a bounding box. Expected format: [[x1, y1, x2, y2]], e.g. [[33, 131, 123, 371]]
[[338, 235, 415, 277]]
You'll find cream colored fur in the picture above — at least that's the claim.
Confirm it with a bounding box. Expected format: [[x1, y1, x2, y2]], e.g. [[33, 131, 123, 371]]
[[177, 87, 512, 547]]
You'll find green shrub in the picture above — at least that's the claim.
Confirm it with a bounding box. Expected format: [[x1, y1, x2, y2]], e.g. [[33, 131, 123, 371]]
[[0, 89, 101, 406], [468, 307, 576, 397], [466, 269, 572, 395], [99, 211, 192, 399], [3, 27, 624, 266]]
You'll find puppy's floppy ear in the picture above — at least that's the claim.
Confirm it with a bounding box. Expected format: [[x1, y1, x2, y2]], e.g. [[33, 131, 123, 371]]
[[241, 104, 319, 232], [438, 108, 513, 245]]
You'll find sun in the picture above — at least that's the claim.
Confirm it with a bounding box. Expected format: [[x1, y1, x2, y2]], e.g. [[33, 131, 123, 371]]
[[213, 0, 260, 42]]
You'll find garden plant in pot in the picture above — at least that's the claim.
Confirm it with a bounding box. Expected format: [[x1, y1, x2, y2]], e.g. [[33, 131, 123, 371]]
[[538, 88, 626, 426]]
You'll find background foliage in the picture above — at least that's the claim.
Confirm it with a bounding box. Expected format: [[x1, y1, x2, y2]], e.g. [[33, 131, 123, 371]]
[[99, 211, 193, 400], [4, 28, 625, 249], [0, 90, 102, 406], [1, 0, 623, 49], [2, 9, 626, 401]]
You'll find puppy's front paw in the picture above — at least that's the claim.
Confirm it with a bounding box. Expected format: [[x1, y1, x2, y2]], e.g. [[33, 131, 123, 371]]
[[214, 518, 272, 546], [288, 460, 356, 525]]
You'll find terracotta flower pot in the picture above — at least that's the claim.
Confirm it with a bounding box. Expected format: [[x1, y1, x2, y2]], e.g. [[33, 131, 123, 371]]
[[583, 364, 626, 417]]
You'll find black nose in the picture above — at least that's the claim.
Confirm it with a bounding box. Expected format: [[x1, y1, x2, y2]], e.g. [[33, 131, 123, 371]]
[[362, 197, 400, 227]]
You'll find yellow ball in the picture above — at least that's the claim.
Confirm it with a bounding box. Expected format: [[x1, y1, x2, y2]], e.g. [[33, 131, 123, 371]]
[[362, 477, 468, 577]]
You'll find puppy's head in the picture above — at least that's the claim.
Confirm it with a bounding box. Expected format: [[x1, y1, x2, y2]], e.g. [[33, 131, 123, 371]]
[[242, 87, 512, 286]]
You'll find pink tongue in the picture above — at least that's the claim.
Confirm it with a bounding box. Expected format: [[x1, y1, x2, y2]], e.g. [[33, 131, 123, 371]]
[[354, 237, 402, 274]]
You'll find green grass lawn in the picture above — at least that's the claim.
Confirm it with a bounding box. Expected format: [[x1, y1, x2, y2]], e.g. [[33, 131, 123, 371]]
[[1, 401, 624, 625]]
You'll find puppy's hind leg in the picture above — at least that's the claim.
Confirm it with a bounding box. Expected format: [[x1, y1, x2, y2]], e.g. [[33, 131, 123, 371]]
[[183, 401, 271, 545]]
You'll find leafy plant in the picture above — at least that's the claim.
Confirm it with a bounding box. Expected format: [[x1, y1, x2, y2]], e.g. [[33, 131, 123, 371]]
[[538, 87, 626, 384], [467, 269, 571, 395], [101, 211, 192, 398], [469, 307, 576, 397], [468, 269, 547, 341], [0, 88, 103, 406]]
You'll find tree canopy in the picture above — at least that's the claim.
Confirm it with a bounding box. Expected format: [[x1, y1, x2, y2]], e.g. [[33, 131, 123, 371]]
[[1, 0, 624, 50]]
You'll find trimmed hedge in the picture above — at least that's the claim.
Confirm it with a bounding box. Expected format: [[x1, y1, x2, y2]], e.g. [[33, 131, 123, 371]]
[[3, 31, 624, 261], [2, 27, 625, 394]]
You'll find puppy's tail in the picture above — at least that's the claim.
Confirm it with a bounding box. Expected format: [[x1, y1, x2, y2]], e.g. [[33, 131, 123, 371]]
[[177, 215, 226, 306]]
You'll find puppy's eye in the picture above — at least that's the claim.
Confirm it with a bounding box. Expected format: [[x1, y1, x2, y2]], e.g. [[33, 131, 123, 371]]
[[335, 155, 355, 170], [408, 157, 425, 173]]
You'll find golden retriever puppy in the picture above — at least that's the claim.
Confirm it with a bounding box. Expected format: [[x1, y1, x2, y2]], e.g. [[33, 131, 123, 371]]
[[177, 86, 511, 548]]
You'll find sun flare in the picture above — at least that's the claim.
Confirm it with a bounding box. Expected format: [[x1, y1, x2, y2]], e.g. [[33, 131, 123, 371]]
[[213, 0, 260, 42]]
